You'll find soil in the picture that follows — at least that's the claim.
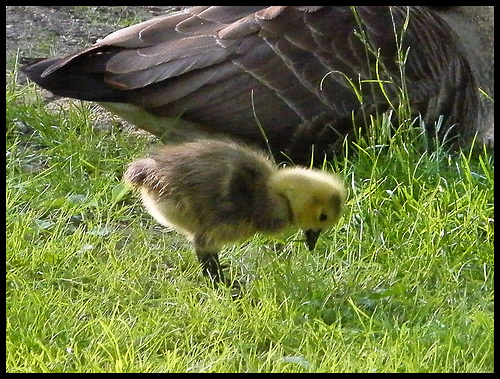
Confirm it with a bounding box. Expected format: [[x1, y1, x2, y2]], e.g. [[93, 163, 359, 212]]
[[6, 6, 185, 68], [6, 6, 188, 134]]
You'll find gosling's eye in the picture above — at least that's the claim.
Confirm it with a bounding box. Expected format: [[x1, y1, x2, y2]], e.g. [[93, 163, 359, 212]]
[[319, 213, 328, 222]]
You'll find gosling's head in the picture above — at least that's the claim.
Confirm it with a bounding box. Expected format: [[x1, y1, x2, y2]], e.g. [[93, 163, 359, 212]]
[[271, 167, 346, 250]]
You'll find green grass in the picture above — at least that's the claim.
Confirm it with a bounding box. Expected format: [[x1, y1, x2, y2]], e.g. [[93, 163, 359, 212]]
[[6, 39, 494, 373]]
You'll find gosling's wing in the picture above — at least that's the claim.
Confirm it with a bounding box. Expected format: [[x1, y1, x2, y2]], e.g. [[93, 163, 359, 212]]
[[21, 6, 479, 164]]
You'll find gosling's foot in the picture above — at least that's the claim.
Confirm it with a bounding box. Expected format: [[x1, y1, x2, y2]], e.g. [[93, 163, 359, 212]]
[[198, 253, 225, 284]]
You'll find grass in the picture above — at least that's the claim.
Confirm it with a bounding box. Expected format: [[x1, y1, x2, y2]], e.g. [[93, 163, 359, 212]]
[[6, 10, 494, 372]]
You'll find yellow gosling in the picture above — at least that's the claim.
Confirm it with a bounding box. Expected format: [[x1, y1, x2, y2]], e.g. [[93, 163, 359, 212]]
[[124, 139, 346, 283]]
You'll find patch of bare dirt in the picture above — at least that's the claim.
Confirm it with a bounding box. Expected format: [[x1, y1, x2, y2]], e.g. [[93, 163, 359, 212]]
[[6, 6, 187, 136], [6, 8, 193, 241], [6, 6, 184, 66]]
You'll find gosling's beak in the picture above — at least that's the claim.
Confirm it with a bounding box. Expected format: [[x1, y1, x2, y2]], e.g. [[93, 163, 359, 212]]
[[305, 229, 322, 251]]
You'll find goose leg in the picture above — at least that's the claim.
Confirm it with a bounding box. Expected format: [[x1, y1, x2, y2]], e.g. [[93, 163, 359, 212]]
[[194, 234, 224, 283], [196, 252, 224, 283], [194, 235, 242, 297], [196, 252, 242, 299]]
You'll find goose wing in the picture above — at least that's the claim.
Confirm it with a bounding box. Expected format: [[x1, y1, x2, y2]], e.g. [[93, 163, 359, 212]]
[[22, 6, 479, 163]]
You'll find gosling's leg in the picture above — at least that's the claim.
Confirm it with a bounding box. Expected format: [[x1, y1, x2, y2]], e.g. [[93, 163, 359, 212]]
[[194, 235, 241, 296], [196, 252, 242, 299], [194, 234, 225, 283], [196, 251, 224, 283]]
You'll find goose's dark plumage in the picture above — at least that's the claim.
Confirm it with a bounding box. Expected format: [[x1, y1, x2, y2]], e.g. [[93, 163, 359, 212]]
[[22, 6, 492, 164]]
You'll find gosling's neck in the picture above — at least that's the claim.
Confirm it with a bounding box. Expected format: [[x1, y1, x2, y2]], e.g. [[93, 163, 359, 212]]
[[268, 168, 311, 227]]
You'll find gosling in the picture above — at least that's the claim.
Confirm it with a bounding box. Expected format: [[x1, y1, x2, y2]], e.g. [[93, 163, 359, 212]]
[[124, 140, 346, 284]]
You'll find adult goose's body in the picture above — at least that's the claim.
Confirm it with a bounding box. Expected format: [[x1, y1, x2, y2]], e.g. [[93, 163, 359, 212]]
[[22, 6, 492, 164]]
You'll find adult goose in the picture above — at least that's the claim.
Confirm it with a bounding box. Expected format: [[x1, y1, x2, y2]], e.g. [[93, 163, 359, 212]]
[[22, 6, 493, 165]]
